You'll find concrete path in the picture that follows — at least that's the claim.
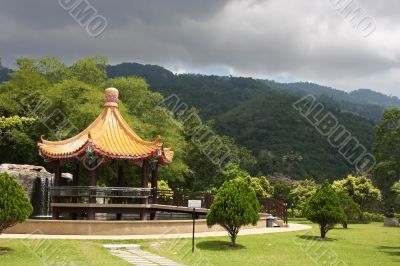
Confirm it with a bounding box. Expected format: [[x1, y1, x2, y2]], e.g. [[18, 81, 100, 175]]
[[0, 223, 311, 240], [104, 244, 183, 266]]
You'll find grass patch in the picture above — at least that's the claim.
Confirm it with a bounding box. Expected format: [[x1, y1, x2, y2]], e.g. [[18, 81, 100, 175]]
[[146, 219, 400, 266], [0, 220, 398, 265], [0, 239, 131, 265]]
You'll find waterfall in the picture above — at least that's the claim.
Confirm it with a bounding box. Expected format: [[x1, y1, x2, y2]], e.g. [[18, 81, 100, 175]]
[[30, 176, 53, 219]]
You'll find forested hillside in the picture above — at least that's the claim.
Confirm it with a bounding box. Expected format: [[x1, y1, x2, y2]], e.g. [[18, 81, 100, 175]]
[[107, 63, 380, 180], [214, 91, 375, 180], [108, 63, 400, 123], [262, 81, 400, 123]]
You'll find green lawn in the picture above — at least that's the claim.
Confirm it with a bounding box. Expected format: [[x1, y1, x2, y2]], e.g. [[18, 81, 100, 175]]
[[0, 220, 399, 266], [0, 238, 130, 266]]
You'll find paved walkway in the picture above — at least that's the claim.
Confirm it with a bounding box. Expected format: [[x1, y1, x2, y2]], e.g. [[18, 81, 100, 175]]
[[104, 244, 183, 266], [0, 223, 310, 240]]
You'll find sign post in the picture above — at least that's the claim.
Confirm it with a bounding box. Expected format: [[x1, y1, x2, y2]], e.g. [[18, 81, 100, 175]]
[[192, 207, 195, 253], [188, 200, 201, 253]]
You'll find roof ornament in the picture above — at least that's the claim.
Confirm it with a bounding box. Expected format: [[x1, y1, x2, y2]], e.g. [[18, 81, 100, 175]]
[[85, 145, 98, 163], [150, 149, 163, 168], [104, 87, 119, 107]]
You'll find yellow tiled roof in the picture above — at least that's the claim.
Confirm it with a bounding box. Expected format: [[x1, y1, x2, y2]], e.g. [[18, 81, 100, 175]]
[[38, 88, 173, 163]]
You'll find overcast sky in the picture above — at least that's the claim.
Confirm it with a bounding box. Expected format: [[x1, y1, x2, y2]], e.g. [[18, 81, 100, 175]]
[[0, 0, 399, 96]]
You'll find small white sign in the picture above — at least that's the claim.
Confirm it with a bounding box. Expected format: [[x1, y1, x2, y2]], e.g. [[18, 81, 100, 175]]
[[188, 200, 201, 208]]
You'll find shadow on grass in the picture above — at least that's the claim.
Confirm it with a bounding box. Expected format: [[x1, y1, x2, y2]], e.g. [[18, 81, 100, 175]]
[[334, 227, 354, 231], [296, 235, 337, 242], [0, 247, 13, 255], [196, 241, 246, 251], [376, 246, 400, 257], [347, 220, 370, 224]]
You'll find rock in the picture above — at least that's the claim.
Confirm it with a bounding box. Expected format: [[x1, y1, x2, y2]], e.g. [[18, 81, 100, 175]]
[[0, 163, 72, 199], [384, 217, 399, 227]]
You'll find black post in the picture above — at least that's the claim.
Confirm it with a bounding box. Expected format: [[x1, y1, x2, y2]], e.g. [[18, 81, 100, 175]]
[[192, 208, 195, 253]]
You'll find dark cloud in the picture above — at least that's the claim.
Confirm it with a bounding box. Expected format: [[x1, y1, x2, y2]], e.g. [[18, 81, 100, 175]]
[[0, 0, 399, 96]]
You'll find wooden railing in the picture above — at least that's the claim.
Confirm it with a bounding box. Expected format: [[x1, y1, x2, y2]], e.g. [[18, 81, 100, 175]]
[[49, 187, 288, 224], [156, 190, 288, 224], [49, 186, 151, 203], [156, 189, 214, 208], [259, 197, 288, 224]]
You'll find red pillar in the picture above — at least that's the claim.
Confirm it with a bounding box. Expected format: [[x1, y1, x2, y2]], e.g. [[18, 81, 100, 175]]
[[140, 160, 149, 220]]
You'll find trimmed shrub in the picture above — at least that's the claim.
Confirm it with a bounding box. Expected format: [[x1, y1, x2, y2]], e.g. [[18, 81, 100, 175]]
[[363, 212, 385, 222], [289, 208, 303, 218], [0, 173, 33, 234], [304, 181, 345, 238], [207, 178, 259, 247], [338, 192, 361, 228]]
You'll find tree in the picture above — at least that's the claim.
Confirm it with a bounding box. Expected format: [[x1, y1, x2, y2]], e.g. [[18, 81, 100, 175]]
[[391, 181, 400, 205], [374, 108, 400, 206], [0, 173, 33, 234], [256, 176, 273, 197], [332, 175, 382, 217], [290, 179, 320, 215], [222, 165, 273, 198], [273, 182, 294, 208], [282, 150, 306, 179], [15, 57, 70, 83], [0, 116, 36, 132], [337, 191, 361, 228], [70, 55, 108, 84], [207, 178, 259, 247], [304, 181, 345, 239], [239, 175, 273, 198], [221, 164, 249, 181]]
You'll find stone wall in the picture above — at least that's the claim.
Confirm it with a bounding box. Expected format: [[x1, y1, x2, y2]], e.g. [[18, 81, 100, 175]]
[[5, 217, 268, 235]]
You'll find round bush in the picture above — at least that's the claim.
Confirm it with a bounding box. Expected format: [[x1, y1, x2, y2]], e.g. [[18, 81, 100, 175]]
[[304, 181, 345, 238], [207, 178, 259, 247], [0, 172, 33, 234]]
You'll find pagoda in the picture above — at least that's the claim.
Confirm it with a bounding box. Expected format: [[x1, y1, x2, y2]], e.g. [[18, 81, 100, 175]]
[[38, 88, 173, 220]]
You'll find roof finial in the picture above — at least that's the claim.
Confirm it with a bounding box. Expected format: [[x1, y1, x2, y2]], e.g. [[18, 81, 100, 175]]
[[104, 87, 119, 107]]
